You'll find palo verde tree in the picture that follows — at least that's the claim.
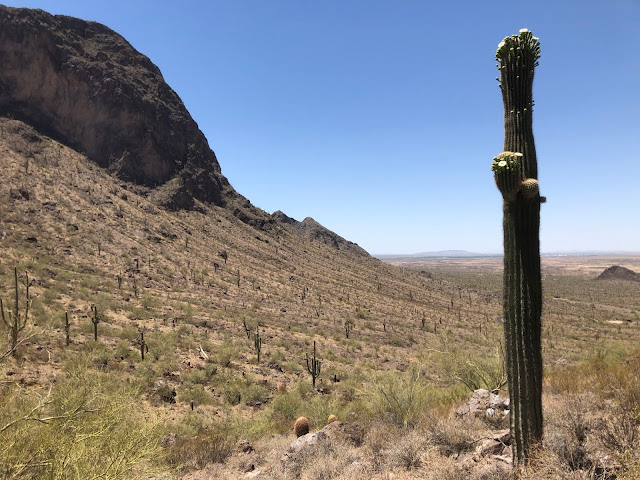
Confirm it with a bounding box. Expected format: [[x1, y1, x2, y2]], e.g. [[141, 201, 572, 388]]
[[492, 29, 544, 465]]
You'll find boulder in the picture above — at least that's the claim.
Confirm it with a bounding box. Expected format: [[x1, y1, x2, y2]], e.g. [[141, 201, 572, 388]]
[[322, 421, 365, 446], [456, 389, 510, 420], [281, 430, 331, 477]]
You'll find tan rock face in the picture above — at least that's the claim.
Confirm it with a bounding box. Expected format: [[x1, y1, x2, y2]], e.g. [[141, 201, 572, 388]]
[[0, 5, 229, 208]]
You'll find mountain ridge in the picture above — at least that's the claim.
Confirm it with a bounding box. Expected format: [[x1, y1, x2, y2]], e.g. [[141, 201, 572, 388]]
[[0, 4, 353, 244]]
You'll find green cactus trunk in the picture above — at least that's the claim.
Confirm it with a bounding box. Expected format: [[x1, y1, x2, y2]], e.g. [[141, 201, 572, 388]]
[[495, 29, 543, 465]]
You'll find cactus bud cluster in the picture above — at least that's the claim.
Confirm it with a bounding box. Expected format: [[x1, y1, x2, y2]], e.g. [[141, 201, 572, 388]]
[[496, 28, 540, 65], [492, 152, 541, 202], [492, 152, 523, 201]]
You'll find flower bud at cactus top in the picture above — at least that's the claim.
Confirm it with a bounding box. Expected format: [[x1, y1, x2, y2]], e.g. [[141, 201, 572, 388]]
[[495, 29, 541, 63]]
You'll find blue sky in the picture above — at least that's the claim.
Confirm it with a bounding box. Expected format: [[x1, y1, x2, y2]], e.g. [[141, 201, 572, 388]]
[[3, 1, 639, 254]]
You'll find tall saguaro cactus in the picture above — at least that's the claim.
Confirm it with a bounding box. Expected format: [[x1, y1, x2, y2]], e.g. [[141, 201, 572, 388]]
[[493, 29, 543, 464]]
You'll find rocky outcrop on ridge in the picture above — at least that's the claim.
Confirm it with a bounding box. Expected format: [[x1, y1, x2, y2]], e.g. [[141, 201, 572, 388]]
[[272, 210, 369, 257]]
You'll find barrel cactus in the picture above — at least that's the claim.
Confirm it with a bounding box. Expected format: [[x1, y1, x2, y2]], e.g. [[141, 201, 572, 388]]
[[293, 416, 310, 438], [494, 29, 543, 465]]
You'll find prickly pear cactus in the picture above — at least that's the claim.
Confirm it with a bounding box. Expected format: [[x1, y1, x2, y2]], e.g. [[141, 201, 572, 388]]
[[494, 29, 543, 465]]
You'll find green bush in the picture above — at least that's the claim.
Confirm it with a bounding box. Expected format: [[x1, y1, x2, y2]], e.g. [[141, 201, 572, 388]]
[[362, 365, 434, 428], [0, 369, 164, 479]]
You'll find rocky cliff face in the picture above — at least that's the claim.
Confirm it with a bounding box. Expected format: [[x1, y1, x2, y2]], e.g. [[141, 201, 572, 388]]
[[0, 4, 235, 210]]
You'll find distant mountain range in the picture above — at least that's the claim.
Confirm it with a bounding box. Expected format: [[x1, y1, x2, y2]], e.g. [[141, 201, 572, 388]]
[[375, 250, 640, 260]]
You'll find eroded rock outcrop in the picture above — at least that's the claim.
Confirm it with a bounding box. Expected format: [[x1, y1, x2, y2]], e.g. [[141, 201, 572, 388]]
[[0, 5, 233, 210]]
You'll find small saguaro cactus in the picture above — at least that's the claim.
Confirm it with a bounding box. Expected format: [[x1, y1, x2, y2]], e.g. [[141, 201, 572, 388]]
[[344, 318, 354, 339], [306, 340, 321, 388], [90, 304, 100, 341], [253, 326, 262, 364], [138, 330, 148, 360], [64, 311, 71, 346], [0, 267, 33, 356], [494, 28, 543, 465], [243, 318, 251, 339]]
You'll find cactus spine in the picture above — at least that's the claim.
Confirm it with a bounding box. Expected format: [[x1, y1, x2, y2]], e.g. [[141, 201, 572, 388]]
[[494, 29, 543, 465], [306, 340, 321, 388]]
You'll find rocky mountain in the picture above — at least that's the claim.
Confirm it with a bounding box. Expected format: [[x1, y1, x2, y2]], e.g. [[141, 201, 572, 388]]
[[0, 4, 278, 231], [272, 210, 368, 256], [596, 265, 640, 282]]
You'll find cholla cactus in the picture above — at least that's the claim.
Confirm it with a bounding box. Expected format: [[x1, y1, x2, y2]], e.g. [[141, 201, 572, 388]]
[[494, 28, 544, 465]]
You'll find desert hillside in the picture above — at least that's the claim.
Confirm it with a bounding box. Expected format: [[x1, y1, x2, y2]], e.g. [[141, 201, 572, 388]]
[[1, 5, 640, 480]]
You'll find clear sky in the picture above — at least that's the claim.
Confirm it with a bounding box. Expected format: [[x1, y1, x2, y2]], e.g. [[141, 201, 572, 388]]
[[3, 0, 639, 254]]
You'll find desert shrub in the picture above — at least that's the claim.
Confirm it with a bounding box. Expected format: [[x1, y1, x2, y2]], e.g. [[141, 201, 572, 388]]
[[215, 338, 241, 367], [179, 384, 215, 406], [266, 381, 345, 433], [269, 386, 306, 429], [215, 372, 269, 407], [434, 332, 506, 392], [141, 294, 161, 311], [0, 369, 164, 479], [114, 339, 135, 359], [362, 365, 434, 428], [164, 424, 236, 469], [366, 422, 394, 472], [545, 394, 598, 472], [389, 430, 424, 470], [118, 324, 140, 341], [428, 420, 476, 457]]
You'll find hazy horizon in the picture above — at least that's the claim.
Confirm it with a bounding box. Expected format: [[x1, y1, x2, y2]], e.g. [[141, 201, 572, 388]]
[[373, 249, 640, 257], [3, 0, 639, 254]]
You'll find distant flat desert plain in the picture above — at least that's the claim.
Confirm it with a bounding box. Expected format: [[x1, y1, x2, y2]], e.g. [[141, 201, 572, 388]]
[[382, 255, 640, 277]]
